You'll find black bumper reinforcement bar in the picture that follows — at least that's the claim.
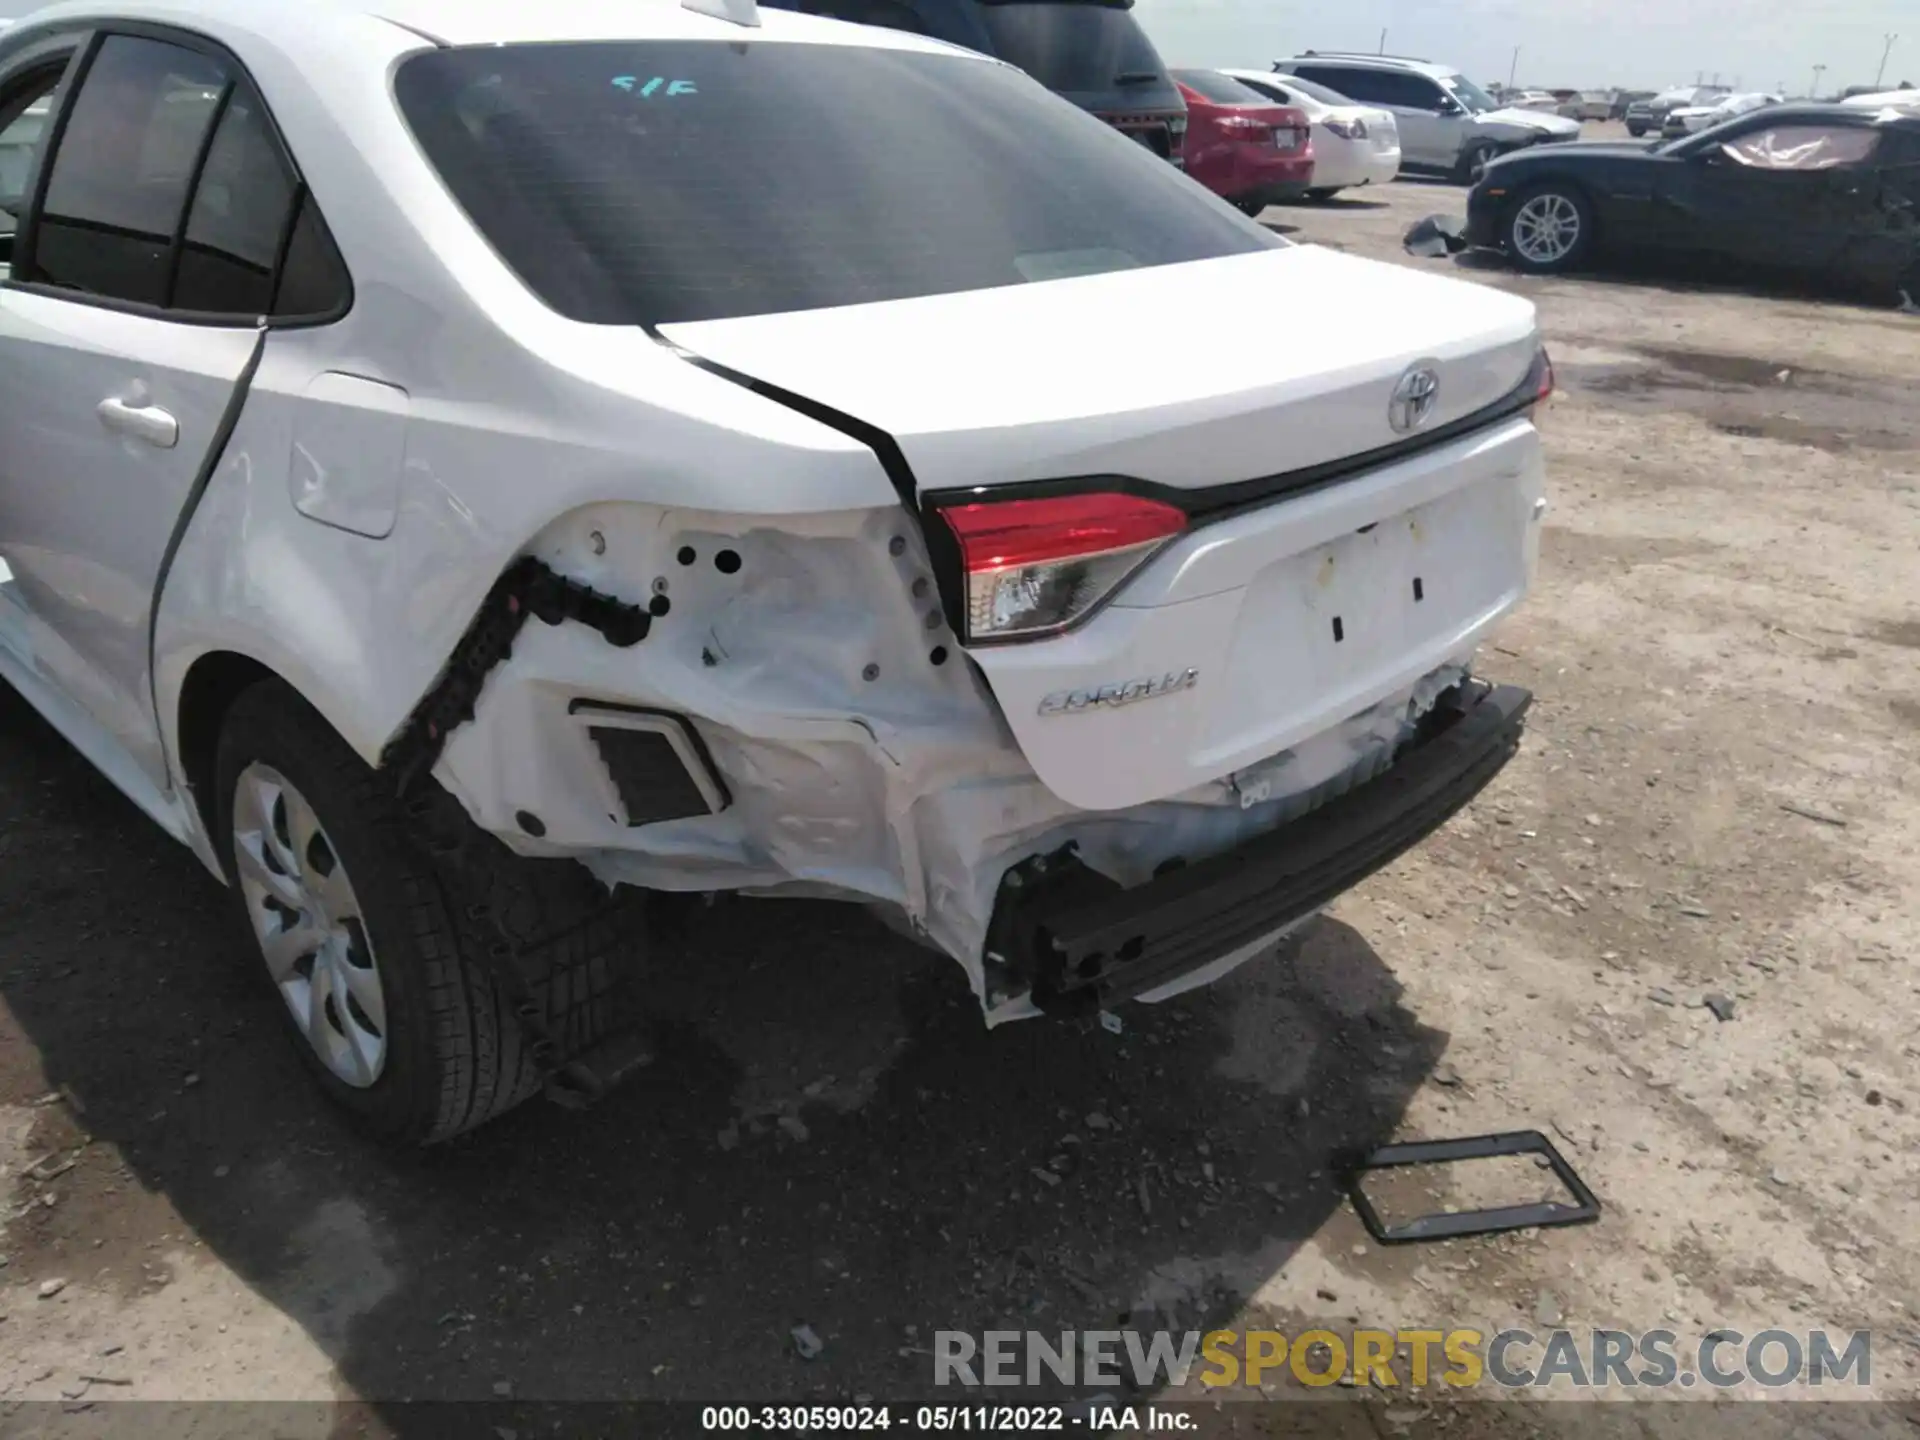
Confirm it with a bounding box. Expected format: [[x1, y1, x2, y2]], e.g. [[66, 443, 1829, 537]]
[[986, 680, 1533, 1015]]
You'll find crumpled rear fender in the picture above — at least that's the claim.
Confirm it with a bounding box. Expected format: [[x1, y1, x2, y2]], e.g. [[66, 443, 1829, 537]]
[[152, 322, 901, 815]]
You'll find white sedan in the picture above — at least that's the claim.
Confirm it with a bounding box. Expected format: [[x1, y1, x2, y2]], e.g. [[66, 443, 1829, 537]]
[[0, 0, 1547, 1142], [1219, 69, 1403, 198], [1665, 91, 1783, 135]]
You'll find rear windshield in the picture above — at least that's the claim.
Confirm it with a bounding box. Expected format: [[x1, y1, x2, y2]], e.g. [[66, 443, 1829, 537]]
[[976, 2, 1167, 95], [394, 42, 1271, 327], [1170, 70, 1270, 106]]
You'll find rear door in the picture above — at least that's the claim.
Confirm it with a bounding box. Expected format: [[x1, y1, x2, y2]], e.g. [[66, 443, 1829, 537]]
[[1659, 120, 1888, 271], [0, 28, 332, 789]]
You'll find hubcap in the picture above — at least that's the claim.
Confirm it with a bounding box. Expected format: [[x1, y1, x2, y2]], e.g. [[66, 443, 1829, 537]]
[[1512, 193, 1582, 264], [1469, 145, 1499, 180], [232, 764, 387, 1087]]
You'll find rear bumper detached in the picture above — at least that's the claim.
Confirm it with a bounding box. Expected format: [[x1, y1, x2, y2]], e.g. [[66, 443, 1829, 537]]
[[985, 680, 1532, 1015]]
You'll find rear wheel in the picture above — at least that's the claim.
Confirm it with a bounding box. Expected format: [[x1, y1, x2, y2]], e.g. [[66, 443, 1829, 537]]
[[214, 680, 637, 1144], [1236, 197, 1268, 217], [1303, 187, 1344, 202], [1503, 183, 1594, 274], [1626, 121, 1648, 137]]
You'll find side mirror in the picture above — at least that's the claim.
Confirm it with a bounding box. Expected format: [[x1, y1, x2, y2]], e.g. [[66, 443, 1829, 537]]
[[1436, 97, 1465, 116]]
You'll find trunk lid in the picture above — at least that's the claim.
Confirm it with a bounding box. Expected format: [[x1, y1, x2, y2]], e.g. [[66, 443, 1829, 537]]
[[659, 245, 1538, 499], [661, 246, 1544, 813]]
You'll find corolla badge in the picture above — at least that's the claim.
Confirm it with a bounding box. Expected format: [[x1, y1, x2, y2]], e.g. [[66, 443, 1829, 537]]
[[1038, 669, 1199, 716], [1389, 365, 1441, 434]]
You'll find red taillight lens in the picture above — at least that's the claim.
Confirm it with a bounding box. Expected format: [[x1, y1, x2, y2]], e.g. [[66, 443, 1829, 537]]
[[1529, 348, 1555, 423], [939, 493, 1186, 642], [1218, 115, 1274, 141]]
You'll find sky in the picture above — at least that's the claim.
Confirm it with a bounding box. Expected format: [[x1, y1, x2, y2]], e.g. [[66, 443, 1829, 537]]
[[1133, 0, 1909, 95], [0, 0, 1906, 95]]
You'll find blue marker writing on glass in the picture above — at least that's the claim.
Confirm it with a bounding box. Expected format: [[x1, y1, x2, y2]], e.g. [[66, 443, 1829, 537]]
[[611, 76, 699, 96]]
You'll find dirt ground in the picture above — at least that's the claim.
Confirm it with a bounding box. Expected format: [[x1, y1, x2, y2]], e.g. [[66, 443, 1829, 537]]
[[3, 138, 1919, 1438]]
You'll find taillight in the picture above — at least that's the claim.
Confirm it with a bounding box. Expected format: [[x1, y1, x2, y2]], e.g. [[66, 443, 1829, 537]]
[[938, 493, 1186, 643], [1218, 115, 1274, 141], [1529, 348, 1555, 419]]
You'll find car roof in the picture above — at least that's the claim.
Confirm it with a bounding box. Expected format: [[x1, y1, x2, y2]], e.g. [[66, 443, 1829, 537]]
[[7, 0, 971, 55], [1276, 52, 1458, 80]]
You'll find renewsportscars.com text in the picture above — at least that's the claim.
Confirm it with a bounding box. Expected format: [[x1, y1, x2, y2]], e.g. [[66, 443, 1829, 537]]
[[934, 1327, 1872, 1390]]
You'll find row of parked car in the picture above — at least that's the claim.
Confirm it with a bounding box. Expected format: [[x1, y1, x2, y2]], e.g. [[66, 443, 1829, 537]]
[[758, 1, 1590, 208]]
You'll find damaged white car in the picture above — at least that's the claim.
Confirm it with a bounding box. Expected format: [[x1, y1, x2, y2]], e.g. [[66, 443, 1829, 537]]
[[0, 0, 1550, 1142]]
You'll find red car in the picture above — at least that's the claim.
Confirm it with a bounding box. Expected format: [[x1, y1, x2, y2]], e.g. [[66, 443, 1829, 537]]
[[1172, 69, 1314, 214]]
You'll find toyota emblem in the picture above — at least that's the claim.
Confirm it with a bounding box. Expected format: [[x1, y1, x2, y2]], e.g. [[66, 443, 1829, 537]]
[[1389, 366, 1441, 434]]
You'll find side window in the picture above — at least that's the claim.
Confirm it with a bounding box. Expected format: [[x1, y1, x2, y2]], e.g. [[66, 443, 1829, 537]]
[[20, 31, 351, 321], [1382, 73, 1445, 110], [0, 70, 63, 238], [270, 192, 352, 319], [29, 35, 226, 306], [174, 88, 294, 314], [1718, 125, 1881, 171], [1297, 66, 1369, 100]]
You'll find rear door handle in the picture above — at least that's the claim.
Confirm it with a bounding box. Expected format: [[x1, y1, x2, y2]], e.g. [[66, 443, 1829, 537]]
[[97, 396, 178, 449]]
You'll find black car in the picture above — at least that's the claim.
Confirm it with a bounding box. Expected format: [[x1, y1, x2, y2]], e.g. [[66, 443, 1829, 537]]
[[1466, 105, 1920, 299], [758, 0, 1189, 164]]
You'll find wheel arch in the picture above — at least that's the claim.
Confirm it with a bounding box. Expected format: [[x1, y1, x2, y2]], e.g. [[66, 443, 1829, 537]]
[[175, 650, 290, 849]]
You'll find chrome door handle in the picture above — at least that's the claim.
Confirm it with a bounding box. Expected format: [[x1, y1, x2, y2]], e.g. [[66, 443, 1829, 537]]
[[97, 396, 179, 449]]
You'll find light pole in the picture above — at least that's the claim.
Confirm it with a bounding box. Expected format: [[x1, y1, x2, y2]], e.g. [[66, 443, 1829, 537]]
[[1508, 45, 1520, 90], [1377, 27, 1387, 55], [1810, 63, 1825, 98], [1875, 34, 1898, 88]]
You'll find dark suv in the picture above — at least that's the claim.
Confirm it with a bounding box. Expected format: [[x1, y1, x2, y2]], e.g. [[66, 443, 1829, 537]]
[[761, 0, 1188, 164]]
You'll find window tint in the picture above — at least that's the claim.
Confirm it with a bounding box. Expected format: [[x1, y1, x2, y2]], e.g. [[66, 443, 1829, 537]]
[[1227, 75, 1289, 103], [174, 89, 295, 314], [1297, 66, 1380, 102], [1374, 72, 1444, 109], [33, 35, 225, 305], [0, 74, 60, 229], [1271, 74, 1353, 107], [269, 191, 351, 318], [394, 41, 1274, 327], [806, 0, 928, 31], [1169, 70, 1269, 106], [975, 3, 1166, 94]]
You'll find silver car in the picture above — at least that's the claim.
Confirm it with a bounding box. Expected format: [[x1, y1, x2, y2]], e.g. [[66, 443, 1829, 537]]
[[1274, 53, 1581, 182]]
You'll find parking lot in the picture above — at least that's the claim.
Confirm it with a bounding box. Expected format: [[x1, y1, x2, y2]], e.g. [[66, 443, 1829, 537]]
[[2, 159, 1918, 1434]]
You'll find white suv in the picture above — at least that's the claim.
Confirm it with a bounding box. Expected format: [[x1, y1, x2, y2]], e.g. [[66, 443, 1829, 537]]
[[0, 0, 1550, 1142], [1274, 53, 1581, 181]]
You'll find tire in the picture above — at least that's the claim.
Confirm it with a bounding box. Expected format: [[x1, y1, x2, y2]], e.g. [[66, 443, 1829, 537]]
[[1501, 182, 1595, 275], [1236, 197, 1268, 217], [1303, 187, 1344, 202], [1626, 122, 1648, 137], [212, 679, 638, 1144], [1456, 140, 1503, 185]]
